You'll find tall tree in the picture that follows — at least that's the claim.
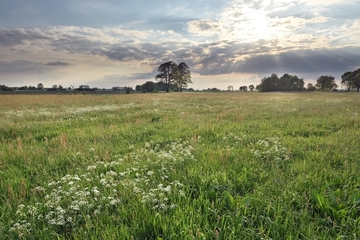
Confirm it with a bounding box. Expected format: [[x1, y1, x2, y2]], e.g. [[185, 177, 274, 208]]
[[173, 62, 192, 92], [341, 71, 353, 92], [315, 75, 338, 91], [353, 69, 360, 92], [155, 61, 177, 92], [249, 85, 254, 91], [257, 73, 279, 92], [281, 74, 304, 91]]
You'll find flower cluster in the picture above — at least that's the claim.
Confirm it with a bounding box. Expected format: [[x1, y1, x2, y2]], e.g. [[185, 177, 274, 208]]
[[250, 137, 290, 162], [140, 181, 185, 210], [2, 103, 139, 119]]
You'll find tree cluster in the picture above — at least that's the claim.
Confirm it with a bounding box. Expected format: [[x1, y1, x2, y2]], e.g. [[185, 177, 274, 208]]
[[155, 61, 192, 92], [341, 68, 360, 92], [256, 73, 305, 92], [135, 81, 177, 93]]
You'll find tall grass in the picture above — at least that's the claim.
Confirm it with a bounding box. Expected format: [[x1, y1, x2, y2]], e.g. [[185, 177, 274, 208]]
[[1, 92, 359, 239]]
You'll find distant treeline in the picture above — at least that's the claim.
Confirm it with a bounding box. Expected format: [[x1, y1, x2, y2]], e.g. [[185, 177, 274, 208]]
[[2, 68, 360, 93], [135, 81, 195, 93]]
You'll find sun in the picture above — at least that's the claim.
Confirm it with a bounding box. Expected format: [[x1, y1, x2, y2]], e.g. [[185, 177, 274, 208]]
[[226, 2, 281, 42], [251, 15, 272, 38]]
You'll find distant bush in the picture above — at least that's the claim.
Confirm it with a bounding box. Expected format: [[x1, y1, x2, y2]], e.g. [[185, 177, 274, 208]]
[[0, 85, 14, 91]]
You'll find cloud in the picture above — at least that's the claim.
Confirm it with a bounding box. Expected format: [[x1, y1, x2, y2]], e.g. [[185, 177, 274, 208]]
[[0, 60, 47, 74], [1, 0, 359, 89], [195, 47, 360, 77], [187, 19, 220, 36], [0, 28, 51, 47], [102, 69, 158, 82], [44, 61, 72, 66]]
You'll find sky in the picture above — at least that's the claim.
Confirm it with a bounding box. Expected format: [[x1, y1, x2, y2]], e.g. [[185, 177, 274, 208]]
[[0, 0, 359, 90]]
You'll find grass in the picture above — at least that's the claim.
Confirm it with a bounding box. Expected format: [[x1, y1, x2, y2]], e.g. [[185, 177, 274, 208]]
[[0, 92, 359, 239]]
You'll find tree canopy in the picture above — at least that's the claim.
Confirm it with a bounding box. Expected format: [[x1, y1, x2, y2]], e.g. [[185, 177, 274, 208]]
[[256, 73, 305, 92], [155, 61, 177, 93], [155, 61, 192, 92], [173, 62, 192, 92], [315, 75, 338, 91], [341, 68, 360, 92]]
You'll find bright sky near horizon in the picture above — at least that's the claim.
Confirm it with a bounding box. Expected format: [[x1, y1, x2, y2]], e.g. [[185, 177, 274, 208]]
[[0, 0, 359, 90]]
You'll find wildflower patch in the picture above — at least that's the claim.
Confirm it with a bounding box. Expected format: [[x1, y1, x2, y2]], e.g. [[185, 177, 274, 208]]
[[10, 139, 195, 238]]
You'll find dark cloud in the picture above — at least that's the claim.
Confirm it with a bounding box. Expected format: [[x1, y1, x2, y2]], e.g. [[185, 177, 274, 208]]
[[0, 28, 51, 47], [44, 61, 72, 66], [103, 68, 158, 82], [0, 60, 48, 74], [188, 19, 219, 32], [195, 47, 360, 79]]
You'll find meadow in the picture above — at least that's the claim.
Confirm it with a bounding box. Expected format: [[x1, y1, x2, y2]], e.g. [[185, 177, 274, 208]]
[[0, 92, 359, 239]]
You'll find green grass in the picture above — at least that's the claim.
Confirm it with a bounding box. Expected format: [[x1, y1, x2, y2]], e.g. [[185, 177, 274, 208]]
[[1, 92, 359, 239]]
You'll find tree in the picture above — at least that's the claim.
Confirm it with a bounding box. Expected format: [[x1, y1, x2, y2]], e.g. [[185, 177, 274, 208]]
[[281, 74, 304, 91], [135, 85, 141, 91], [58, 85, 64, 90], [142, 81, 156, 92], [255, 84, 262, 92], [18, 86, 28, 90], [249, 85, 254, 91], [256, 73, 305, 92], [239, 86, 248, 91], [315, 75, 338, 91], [173, 62, 192, 92], [355, 70, 360, 92], [256, 73, 279, 92], [52, 84, 58, 89], [348, 68, 360, 92], [37, 83, 44, 90], [306, 83, 317, 91], [341, 71, 353, 92], [155, 61, 177, 92], [228, 86, 234, 91]]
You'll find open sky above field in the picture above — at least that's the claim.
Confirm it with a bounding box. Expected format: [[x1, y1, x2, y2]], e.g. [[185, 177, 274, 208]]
[[1, 0, 359, 90]]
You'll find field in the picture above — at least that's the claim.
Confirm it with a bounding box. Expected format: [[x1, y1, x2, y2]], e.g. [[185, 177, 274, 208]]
[[1, 92, 359, 239]]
